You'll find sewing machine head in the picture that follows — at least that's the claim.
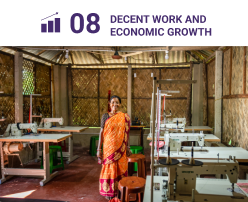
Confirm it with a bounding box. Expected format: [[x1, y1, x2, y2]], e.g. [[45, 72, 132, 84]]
[[164, 132, 204, 151], [40, 117, 64, 128], [5, 122, 38, 136]]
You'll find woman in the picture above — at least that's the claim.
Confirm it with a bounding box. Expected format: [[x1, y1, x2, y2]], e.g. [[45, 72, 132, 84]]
[[97, 95, 131, 200]]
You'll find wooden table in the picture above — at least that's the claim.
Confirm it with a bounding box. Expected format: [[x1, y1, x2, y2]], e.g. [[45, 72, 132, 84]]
[[184, 126, 213, 131], [147, 134, 220, 142], [0, 133, 72, 186], [130, 126, 146, 147], [157, 146, 248, 163], [37, 126, 88, 164]]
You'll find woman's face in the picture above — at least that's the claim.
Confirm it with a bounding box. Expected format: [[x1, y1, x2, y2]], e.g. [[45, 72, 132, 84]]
[[110, 98, 120, 112]]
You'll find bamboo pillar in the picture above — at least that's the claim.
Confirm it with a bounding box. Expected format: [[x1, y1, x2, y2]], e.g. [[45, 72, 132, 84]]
[[51, 64, 55, 118]]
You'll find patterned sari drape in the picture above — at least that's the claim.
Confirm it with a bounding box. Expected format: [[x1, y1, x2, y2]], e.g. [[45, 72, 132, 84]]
[[99, 112, 130, 197]]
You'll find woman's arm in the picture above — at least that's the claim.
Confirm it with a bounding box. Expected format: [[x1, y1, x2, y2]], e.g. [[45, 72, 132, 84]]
[[97, 128, 104, 159]]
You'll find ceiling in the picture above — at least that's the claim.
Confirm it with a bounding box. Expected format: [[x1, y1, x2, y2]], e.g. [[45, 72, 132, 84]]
[[0, 46, 220, 68]]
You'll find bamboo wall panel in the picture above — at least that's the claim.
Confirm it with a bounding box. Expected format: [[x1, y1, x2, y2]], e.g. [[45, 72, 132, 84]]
[[161, 68, 190, 97], [0, 97, 15, 134], [132, 69, 159, 98], [223, 49, 231, 96], [207, 60, 215, 97], [100, 98, 127, 121], [207, 99, 214, 128], [72, 69, 98, 98], [0, 52, 14, 94], [72, 98, 98, 126], [164, 99, 188, 119], [0, 52, 14, 134], [223, 99, 248, 149], [23, 59, 35, 95], [132, 99, 151, 126], [231, 47, 244, 95], [23, 97, 51, 123], [35, 63, 51, 96], [100, 69, 127, 98]]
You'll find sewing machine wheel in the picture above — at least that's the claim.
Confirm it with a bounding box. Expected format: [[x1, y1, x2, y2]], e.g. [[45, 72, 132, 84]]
[[181, 159, 203, 166], [159, 158, 180, 165]]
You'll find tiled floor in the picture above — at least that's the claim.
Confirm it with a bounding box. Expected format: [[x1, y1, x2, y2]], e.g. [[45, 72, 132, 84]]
[[0, 148, 151, 202]]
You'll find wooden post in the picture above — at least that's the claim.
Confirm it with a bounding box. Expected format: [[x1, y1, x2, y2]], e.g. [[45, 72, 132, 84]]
[[203, 62, 208, 126], [67, 64, 73, 126], [14, 52, 23, 123], [243, 46, 247, 94], [186, 61, 193, 126], [229, 47, 232, 95], [60, 66, 68, 125], [127, 65, 132, 121], [150, 77, 157, 202], [53, 65, 61, 118], [51, 65, 56, 118], [215, 50, 223, 139], [192, 63, 203, 126]]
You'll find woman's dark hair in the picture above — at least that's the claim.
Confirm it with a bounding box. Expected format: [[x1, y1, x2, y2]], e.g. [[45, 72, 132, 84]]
[[110, 95, 121, 104]]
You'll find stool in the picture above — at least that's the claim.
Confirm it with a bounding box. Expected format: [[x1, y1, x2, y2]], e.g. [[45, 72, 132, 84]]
[[127, 154, 147, 179], [130, 146, 144, 172], [118, 176, 146, 202], [90, 136, 99, 156], [40, 145, 64, 173], [53, 140, 67, 151]]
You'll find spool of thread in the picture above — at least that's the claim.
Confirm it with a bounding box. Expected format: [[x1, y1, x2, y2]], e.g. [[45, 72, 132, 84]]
[[3, 143, 23, 154], [9, 143, 23, 153]]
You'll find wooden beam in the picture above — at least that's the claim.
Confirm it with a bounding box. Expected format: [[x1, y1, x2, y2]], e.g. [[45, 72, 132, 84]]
[[63, 62, 190, 67], [185, 51, 200, 61], [205, 52, 215, 63], [98, 53, 104, 64], [37, 50, 46, 56], [4, 46, 55, 64], [50, 51, 63, 62], [192, 51, 205, 60], [150, 52, 155, 64], [86, 52, 102, 64], [69, 51, 74, 65], [244, 46, 247, 94], [155, 52, 158, 64], [229, 47, 232, 95], [58, 51, 66, 64], [17, 46, 219, 52], [196, 51, 208, 59], [223, 94, 248, 99]]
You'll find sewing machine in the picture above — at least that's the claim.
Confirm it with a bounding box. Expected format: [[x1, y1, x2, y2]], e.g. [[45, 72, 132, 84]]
[[163, 132, 204, 151], [3, 123, 38, 136], [39, 117, 64, 129], [161, 118, 186, 132], [144, 157, 240, 201]]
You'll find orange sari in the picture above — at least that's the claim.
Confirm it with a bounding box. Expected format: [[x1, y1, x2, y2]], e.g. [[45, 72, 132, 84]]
[[99, 112, 130, 197]]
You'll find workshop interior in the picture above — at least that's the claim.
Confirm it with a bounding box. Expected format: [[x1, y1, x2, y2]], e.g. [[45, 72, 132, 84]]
[[0, 46, 248, 202]]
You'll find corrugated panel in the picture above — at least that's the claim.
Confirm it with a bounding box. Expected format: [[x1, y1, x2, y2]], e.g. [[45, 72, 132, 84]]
[[157, 51, 185, 64]]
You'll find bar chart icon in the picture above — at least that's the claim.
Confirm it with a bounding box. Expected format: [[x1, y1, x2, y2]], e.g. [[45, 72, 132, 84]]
[[41, 12, 60, 33]]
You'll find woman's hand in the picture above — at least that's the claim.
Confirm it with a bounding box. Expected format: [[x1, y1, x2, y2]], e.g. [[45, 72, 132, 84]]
[[97, 150, 102, 159], [126, 147, 132, 157]]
